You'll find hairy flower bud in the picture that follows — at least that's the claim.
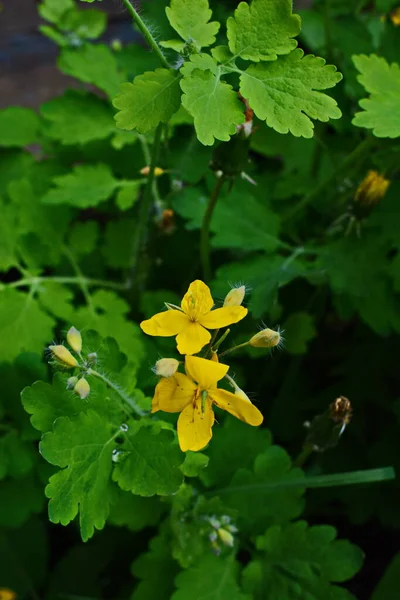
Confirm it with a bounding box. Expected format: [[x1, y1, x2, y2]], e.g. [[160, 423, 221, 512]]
[[67, 326, 82, 354], [154, 358, 179, 377], [87, 352, 97, 365], [217, 528, 234, 547], [66, 376, 79, 390], [223, 285, 246, 307], [249, 328, 281, 348], [140, 166, 164, 177], [49, 345, 79, 368], [74, 377, 90, 399], [355, 170, 390, 207]]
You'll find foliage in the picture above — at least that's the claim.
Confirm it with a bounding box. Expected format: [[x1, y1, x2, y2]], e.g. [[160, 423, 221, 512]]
[[0, 0, 399, 598]]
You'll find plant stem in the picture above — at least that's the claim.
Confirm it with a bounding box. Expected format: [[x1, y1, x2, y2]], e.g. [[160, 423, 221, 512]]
[[219, 341, 250, 358], [120, 0, 170, 69], [88, 368, 146, 417], [200, 176, 226, 282], [4, 276, 128, 291], [63, 245, 93, 312], [294, 445, 314, 468], [284, 137, 376, 222]]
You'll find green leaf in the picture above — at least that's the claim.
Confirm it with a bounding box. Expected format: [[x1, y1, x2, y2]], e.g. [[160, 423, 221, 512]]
[[166, 0, 220, 48], [41, 163, 118, 207], [227, 0, 301, 61], [180, 68, 245, 145], [115, 180, 142, 210], [283, 312, 317, 354], [112, 421, 184, 496], [41, 90, 115, 144], [113, 69, 182, 133], [181, 452, 209, 477], [68, 220, 100, 256], [172, 554, 250, 600], [38, 0, 74, 24], [61, 7, 107, 39], [108, 488, 164, 531], [59, 44, 122, 98], [240, 49, 342, 138], [217, 446, 305, 534], [132, 533, 180, 600], [352, 54, 400, 138], [371, 551, 400, 600], [0, 107, 40, 147], [40, 409, 116, 541], [242, 521, 364, 599], [0, 289, 55, 362]]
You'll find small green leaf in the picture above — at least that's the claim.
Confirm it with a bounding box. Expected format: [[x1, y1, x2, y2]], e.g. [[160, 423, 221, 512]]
[[42, 163, 118, 207], [181, 69, 245, 145], [112, 421, 184, 496], [160, 40, 186, 51], [59, 45, 122, 98], [41, 90, 115, 144], [40, 410, 116, 541], [227, 0, 301, 62], [0, 108, 40, 147], [172, 554, 249, 600], [181, 451, 209, 477], [61, 7, 107, 39], [114, 69, 182, 133], [166, 0, 220, 49], [38, 0, 74, 24], [109, 489, 164, 531], [115, 180, 142, 211], [242, 521, 364, 599], [352, 54, 400, 138], [240, 49, 342, 138]]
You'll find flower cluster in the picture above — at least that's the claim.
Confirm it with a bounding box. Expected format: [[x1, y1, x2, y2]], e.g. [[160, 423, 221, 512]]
[[140, 280, 281, 452], [48, 327, 96, 399]]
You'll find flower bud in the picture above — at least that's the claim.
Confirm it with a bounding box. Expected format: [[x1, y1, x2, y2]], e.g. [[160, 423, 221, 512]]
[[66, 376, 79, 390], [67, 326, 82, 353], [140, 166, 164, 177], [154, 358, 179, 377], [390, 7, 400, 26], [249, 328, 281, 349], [87, 352, 97, 365], [49, 345, 79, 368], [217, 528, 234, 547], [354, 170, 390, 207], [74, 377, 90, 399], [223, 285, 246, 307]]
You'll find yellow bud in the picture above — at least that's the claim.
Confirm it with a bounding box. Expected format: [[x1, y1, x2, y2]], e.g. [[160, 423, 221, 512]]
[[154, 358, 179, 377], [140, 166, 164, 177], [0, 590, 16, 600], [355, 170, 390, 207], [74, 377, 90, 399], [49, 345, 79, 368], [66, 376, 79, 390], [249, 328, 281, 349], [67, 326, 82, 354], [217, 528, 234, 547], [223, 285, 246, 307], [390, 7, 400, 26]]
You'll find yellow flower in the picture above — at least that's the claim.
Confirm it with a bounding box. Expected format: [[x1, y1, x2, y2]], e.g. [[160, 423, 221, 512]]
[[0, 590, 16, 600], [354, 170, 390, 207], [152, 355, 263, 452], [140, 280, 248, 355]]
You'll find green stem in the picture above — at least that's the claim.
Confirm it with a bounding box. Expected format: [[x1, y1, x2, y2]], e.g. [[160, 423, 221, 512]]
[[284, 137, 376, 222], [63, 245, 93, 312], [3, 276, 127, 291], [88, 368, 146, 417], [294, 445, 314, 468], [219, 341, 250, 358], [120, 0, 170, 69], [200, 176, 226, 282], [212, 328, 231, 352]]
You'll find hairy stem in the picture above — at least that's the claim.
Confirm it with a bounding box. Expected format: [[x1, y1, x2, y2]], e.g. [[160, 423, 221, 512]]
[[120, 0, 170, 69], [219, 341, 250, 358], [88, 368, 146, 417], [284, 137, 376, 222], [200, 176, 226, 282]]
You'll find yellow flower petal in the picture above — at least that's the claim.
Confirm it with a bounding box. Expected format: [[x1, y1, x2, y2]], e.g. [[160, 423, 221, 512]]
[[211, 388, 263, 426], [181, 280, 214, 320], [198, 306, 248, 329], [176, 321, 211, 355], [185, 355, 229, 390], [140, 309, 189, 337], [153, 374, 195, 413], [177, 396, 214, 452]]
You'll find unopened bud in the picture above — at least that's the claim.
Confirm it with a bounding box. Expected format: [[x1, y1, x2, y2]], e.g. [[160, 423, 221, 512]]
[[87, 352, 97, 365], [111, 38, 122, 52], [154, 358, 179, 377], [354, 170, 390, 207], [224, 285, 246, 307], [49, 345, 79, 368], [390, 7, 400, 26], [140, 166, 164, 177], [249, 328, 281, 348], [67, 326, 82, 353], [217, 528, 234, 547], [66, 376, 79, 390], [74, 377, 90, 399]]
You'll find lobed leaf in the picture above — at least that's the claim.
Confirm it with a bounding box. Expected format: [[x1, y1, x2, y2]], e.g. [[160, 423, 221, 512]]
[[0, 108, 40, 147], [166, 0, 220, 49]]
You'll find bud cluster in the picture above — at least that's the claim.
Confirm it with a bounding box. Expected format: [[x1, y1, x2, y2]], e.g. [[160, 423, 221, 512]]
[[206, 515, 238, 555]]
